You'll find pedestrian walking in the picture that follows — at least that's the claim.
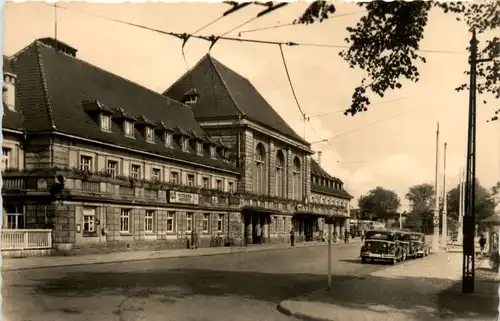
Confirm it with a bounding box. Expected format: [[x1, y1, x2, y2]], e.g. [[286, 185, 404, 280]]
[[255, 224, 262, 244], [290, 228, 295, 247], [344, 229, 349, 244], [190, 228, 198, 250], [361, 229, 365, 241], [479, 234, 486, 256]]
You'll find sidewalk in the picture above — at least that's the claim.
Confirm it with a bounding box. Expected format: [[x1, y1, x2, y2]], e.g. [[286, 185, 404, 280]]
[[278, 252, 498, 321], [1, 239, 361, 272]]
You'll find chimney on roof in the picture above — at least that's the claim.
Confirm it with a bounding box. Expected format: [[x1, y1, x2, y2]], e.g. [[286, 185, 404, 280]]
[[3, 72, 16, 112], [317, 151, 322, 166]]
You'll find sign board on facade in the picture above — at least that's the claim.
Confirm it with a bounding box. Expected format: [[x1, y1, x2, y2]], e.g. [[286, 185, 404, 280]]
[[169, 191, 199, 205], [325, 216, 336, 225]]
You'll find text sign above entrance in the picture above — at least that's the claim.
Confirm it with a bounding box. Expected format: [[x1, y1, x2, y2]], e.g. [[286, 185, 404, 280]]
[[169, 191, 199, 205], [325, 217, 336, 225]]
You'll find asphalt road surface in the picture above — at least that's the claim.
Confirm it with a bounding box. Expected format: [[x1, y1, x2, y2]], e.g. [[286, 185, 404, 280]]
[[2, 243, 393, 321]]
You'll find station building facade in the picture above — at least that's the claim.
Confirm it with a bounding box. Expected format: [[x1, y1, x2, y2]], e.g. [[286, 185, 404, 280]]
[[2, 37, 352, 254]]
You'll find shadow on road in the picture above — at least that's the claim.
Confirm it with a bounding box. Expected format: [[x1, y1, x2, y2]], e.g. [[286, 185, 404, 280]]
[[8, 264, 494, 321]]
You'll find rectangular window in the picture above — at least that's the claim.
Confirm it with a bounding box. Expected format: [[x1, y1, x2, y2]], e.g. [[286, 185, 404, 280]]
[[228, 182, 234, 193], [186, 213, 193, 233], [187, 174, 195, 187], [145, 210, 155, 233], [217, 214, 224, 232], [80, 155, 93, 172], [165, 133, 173, 147], [202, 177, 209, 189], [124, 121, 134, 137], [151, 168, 161, 181], [197, 142, 203, 155], [4, 204, 24, 229], [210, 146, 216, 158], [83, 207, 96, 235], [202, 213, 209, 233], [2, 147, 11, 171], [107, 160, 118, 177], [101, 114, 111, 131], [170, 171, 179, 184], [146, 127, 155, 143], [120, 209, 131, 233], [182, 138, 189, 151], [282, 217, 286, 232], [216, 179, 222, 191], [274, 216, 278, 232], [166, 211, 175, 232], [131, 164, 141, 179]]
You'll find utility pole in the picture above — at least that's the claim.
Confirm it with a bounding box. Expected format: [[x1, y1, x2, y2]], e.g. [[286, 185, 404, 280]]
[[441, 142, 448, 250], [432, 122, 440, 253], [461, 32, 500, 293], [327, 221, 332, 289], [458, 167, 464, 244]]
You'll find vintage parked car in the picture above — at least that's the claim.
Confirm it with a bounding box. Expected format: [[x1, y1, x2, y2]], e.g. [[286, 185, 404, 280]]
[[409, 232, 429, 258], [393, 231, 410, 261], [360, 230, 404, 264]]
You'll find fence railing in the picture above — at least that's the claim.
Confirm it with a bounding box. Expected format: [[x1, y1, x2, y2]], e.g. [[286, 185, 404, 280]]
[[0, 229, 52, 250]]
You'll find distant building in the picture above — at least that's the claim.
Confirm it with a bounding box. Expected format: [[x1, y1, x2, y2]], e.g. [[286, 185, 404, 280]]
[[2, 38, 353, 255]]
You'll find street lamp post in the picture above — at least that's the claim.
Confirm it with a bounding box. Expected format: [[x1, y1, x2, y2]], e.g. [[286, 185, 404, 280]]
[[462, 31, 499, 294]]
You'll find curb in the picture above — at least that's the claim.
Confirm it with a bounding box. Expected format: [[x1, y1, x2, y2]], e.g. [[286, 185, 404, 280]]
[[2, 241, 361, 272], [277, 301, 332, 321]]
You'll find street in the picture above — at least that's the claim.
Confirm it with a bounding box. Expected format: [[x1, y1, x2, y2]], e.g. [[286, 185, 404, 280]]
[[2, 243, 389, 321]]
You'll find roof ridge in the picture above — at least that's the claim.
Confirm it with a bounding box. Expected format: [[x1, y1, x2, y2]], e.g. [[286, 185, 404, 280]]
[[162, 53, 209, 95], [10, 41, 36, 61], [35, 40, 194, 113], [207, 55, 246, 117], [34, 42, 57, 130]]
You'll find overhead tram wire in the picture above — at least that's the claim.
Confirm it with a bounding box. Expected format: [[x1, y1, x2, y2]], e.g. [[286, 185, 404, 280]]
[[51, 4, 467, 55], [278, 43, 314, 139], [238, 10, 367, 36], [298, 97, 411, 120]]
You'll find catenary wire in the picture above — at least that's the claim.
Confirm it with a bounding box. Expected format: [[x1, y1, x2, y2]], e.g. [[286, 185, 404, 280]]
[[51, 4, 468, 55], [238, 10, 368, 36]]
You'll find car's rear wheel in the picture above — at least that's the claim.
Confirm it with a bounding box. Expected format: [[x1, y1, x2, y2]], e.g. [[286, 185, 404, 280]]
[[361, 257, 367, 264]]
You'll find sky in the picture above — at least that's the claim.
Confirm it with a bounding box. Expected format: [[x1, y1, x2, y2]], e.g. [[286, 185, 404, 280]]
[[2, 1, 499, 209]]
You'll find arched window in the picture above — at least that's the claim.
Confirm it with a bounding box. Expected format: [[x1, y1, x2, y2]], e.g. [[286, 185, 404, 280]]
[[254, 143, 266, 194], [292, 156, 301, 200], [275, 150, 285, 198]]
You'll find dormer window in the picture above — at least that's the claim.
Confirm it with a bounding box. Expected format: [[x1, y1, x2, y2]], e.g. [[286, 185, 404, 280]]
[[197, 142, 203, 155], [124, 121, 134, 138], [165, 132, 173, 148], [101, 114, 112, 132], [182, 138, 190, 152], [210, 146, 216, 159], [183, 88, 199, 104], [145, 126, 155, 143]]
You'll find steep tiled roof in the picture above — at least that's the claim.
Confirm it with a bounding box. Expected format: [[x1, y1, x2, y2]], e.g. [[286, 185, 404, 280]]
[[310, 158, 353, 199], [163, 54, 309, 146], [2, 55, 24, 132], [9, 39, 238, 172]]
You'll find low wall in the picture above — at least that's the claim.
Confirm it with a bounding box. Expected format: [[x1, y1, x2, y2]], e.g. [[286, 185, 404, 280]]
[[2, 248, 54, 258]]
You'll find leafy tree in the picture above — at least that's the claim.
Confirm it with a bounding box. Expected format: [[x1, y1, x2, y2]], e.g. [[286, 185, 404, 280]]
[[446, 179, 497, 228], [296, 1, 500, 119], [404, 183, 435, 232], [358, 186, 401, 221]]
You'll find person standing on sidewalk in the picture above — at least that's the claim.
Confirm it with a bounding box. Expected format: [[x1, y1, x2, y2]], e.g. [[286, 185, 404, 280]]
[[191, 228, 198, 250], [344, 229, 349, 244], [290, 228, 295, 247], [479, 234, 487, 256], [360, 229, 365, 241]]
